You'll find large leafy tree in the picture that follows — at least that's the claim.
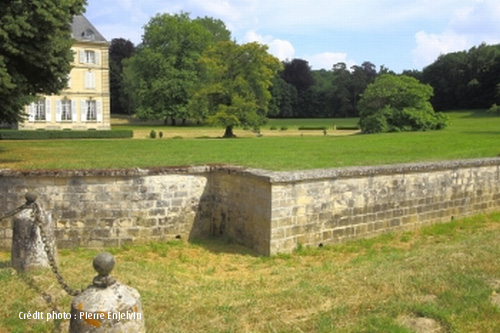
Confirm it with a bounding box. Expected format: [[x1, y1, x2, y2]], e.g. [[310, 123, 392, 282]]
[[122, 13, 230, 124], [0, 0, 86, 123], [358, 74, 448, 133], [193, 41, 281, 137], [422, 43, 500, 110], [109, 38, 135, 114]]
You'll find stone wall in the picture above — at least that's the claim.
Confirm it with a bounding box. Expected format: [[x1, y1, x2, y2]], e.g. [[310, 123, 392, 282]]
[[0, 167, 211, 249], [265, 159, 500, 254], [1, 158, 500, 255]]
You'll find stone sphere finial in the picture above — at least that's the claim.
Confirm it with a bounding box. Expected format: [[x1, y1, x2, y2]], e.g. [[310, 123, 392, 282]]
[[93, 252, 115, 276], [92, 252, 116, 287], [25, 192, 37, 204]]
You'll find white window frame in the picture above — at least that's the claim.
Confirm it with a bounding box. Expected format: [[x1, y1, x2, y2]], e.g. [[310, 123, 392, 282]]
[[28, 98, 51, 122], [56, 100, 76, 122], [61, 100, 72, 121]]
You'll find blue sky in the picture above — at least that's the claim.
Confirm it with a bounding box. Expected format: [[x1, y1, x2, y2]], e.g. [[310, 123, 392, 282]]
[[85, 0, 500, 73]]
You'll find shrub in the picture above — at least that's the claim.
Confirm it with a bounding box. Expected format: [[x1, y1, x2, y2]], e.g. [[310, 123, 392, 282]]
[[280, 126, 288, 131], [270, 126, 277, 130], [0, 130, 133, 140], [298, 126, 327, 130], [358, 74, 448, 134], [150, 130, 156, 139], [488, 103, 500, 114]]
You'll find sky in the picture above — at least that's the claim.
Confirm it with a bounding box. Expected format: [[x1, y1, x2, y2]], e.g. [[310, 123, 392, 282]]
[[84, 0, 500, 73]]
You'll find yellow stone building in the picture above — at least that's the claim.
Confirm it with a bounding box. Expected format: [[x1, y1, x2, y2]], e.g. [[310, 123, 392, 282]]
[[19, 15, 110, 130]]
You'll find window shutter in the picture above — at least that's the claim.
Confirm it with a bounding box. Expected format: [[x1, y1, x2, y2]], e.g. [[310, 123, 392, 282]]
[[81, 101, 87, 122], [79, 50, 85, 63], [67, 74, 71, 89], [56, 101, 62, 122], [71, 100, 77, 122], [28, 103, 35, 123], [45, 99, 51, 122], [96, 100, 102, 122], [95, 51, 100, 65]]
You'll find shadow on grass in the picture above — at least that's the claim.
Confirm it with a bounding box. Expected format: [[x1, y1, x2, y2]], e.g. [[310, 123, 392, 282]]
[[190, 237, 259, 257], [18, 272, 67, 332]]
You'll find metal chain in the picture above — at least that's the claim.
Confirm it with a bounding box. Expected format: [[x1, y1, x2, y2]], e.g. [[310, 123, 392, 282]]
[[30, 202, 84, 296], [2, 201, 83, 296], [0, 204, 31, 221]]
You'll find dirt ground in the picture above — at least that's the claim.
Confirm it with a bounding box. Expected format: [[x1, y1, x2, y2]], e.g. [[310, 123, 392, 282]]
[[110, 117, 360, 139]]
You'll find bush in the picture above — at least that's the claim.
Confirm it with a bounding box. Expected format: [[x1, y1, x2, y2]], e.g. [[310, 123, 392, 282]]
[[150, 130, 156, 139], [488, 103, 500, 114], [270, 126, 277, 130], [0, 130, 133, 140], [297, 126, 327, 130], [358, 74, 448, 134], [280, 126, 288, 131]]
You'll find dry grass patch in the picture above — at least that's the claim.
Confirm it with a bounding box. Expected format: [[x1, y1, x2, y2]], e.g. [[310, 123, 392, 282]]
[[2, 213, 500, 332]]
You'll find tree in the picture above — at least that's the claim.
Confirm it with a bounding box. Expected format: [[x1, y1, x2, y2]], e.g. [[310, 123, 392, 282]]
[[422, 43, 500, 110], [0, 0, 86, 123], [194, 16, 231, 43], [358, 74, 447, 133], [109, 38, 135, 114], [193, 41, 281, 137], [122, 12, 230, 124], [282, 59, 315, 92], [268, 74, 298, 118]]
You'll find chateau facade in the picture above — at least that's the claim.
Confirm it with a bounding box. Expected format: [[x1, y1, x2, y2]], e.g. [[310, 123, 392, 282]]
[[19, 15, 110, 130]]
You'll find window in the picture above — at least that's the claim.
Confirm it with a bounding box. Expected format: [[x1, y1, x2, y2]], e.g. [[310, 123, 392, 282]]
[[85, 70, 96, 89], [81, 100, 102, 122], [82, 29, 95, 41], [85, 50, 95, 64], [56, 99, 75, 122], [79, 50, 99, 65], [28, 98, 50, 122], [61, 100, 72, 121], [85, 100, 96, 121], [34, 99, 46, 121]]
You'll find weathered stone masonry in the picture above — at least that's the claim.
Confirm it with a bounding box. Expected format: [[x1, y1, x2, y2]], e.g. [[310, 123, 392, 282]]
[[1, 158, 500, 255]]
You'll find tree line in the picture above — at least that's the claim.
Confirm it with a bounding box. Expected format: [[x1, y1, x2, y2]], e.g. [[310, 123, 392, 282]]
[[2, 2, 498, 134]]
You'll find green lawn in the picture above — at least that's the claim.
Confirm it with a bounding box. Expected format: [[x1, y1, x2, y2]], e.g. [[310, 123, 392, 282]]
[[2, 213, 500, 332], [0, 110, 499, 171]]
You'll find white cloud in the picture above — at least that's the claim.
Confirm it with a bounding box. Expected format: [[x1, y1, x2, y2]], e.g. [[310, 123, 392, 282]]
[[412, 30, 469, 68], [244, 31, 295, 61], [412, 0, 500, 69], [307, 52, 356, 70]]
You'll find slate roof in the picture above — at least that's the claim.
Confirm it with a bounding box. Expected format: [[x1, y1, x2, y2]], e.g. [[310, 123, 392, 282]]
[[70, 15, 107, 43]]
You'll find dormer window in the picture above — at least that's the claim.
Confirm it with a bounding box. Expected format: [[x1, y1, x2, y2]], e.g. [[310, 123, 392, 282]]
[[82, 29, 95, 40]]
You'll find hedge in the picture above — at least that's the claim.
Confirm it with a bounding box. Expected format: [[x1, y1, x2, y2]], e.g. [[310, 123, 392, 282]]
[[297, 126, 328, 130], [0, 130, 133, 140]]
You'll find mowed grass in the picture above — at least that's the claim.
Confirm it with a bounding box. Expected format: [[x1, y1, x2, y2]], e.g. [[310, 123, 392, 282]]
[[2, 213, 500, 332], [1, 110, 499, 171]]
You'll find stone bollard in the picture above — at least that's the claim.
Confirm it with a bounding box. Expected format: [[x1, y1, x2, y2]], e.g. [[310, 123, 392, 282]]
[[70, 252, 145, 332], [11, 192, 56, 272]]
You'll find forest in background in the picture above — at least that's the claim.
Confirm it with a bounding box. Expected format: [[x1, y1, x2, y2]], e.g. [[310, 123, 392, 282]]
[[109, 16, 500, 121]]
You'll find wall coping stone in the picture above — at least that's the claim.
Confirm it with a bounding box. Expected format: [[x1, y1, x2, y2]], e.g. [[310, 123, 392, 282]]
[[1, 157, 499, 182], [243, 157, 500, 184], [0, 164, 221, 178]]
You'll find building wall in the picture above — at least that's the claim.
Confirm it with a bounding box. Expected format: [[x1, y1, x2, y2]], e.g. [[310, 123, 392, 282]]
[[1, 159, 500, 255], [19, 41, 110, 130]]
